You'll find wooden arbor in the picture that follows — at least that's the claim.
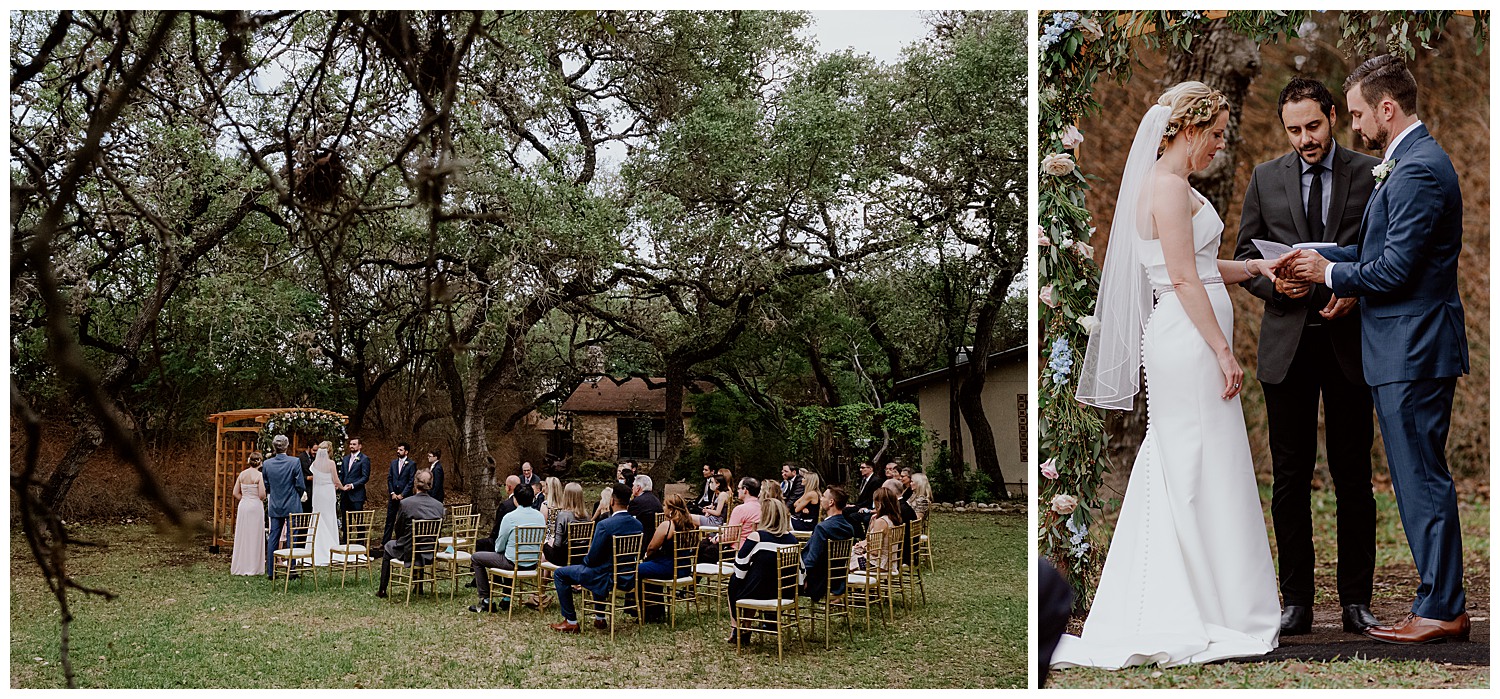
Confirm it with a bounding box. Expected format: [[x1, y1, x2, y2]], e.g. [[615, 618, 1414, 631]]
[[206, 408, 349, 552]]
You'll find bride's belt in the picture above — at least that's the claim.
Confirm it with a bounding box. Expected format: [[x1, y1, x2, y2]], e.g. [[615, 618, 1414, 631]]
[[1153, 276, 1223, 301]]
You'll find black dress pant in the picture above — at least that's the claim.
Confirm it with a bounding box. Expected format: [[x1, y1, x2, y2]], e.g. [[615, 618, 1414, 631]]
[[1263, 324, 1376, 607]]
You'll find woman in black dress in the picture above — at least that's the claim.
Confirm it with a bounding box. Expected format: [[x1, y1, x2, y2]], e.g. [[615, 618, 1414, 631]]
[[726, 497, 800, 643]]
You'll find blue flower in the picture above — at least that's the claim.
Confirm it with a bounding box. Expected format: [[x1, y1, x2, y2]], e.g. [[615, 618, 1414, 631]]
[[1049, 336, 1074, 382]]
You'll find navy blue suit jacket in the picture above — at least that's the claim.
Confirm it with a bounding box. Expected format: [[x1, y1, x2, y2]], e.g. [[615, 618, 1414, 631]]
[[575, 511, 644, 597], [1322, 125, 1468, 386], [263, 454, 305, 518], [802, 512, 857, 599], [339, 452, 371, 502], [388, 457, 416, 499]]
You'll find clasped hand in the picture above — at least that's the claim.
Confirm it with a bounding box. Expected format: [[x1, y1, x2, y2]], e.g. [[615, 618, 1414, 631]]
[[1268, 250, 1355, 321]]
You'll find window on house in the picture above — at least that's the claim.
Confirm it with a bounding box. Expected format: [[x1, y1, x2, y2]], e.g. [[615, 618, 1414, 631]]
[[617, 418, 667, 460]]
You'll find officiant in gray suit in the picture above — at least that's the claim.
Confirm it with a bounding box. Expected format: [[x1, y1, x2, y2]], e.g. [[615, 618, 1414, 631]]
[[1234, 77, 1380, 637]]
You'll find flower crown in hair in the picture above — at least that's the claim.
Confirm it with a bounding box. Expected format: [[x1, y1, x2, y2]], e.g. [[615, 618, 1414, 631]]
[[1164, 96, 1220, 138]]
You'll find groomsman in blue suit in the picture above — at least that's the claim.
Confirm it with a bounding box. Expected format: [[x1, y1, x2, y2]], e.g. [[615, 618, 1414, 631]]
[[338, 437, 370, 540], [382, 442, 417, 545], [263, 434, 306, 579], [1283, 55, 1470, 644], [548, 483, 643, 633]]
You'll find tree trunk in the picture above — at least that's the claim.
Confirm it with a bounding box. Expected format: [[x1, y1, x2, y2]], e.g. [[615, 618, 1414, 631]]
[[652, 363, 690, 493], [945, 350, 968, 496], [957, 359, 1009, 499], [1167, 21, 1262, 212]]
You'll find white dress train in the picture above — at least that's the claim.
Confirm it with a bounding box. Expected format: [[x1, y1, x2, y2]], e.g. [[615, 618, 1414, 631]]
[[310, 454, 340, 566], [1053, 193, 1281, 669]]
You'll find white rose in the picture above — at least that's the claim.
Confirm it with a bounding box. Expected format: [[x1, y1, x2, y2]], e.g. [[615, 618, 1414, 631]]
[[1077, 315, 1099, 335], [1041, 153, 1076, 177], [1071, 240, 1094, 259], [1050, 493, 1079, 515], [1059, 125, 1084, 149], [1078, 17, 1104, 41]]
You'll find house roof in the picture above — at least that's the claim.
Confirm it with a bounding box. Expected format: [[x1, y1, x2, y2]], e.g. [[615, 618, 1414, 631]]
[[891, 346, 1027, 393], [559, 378, 711, 415]]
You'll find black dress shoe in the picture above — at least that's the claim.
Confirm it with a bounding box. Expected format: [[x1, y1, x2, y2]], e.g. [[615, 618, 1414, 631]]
[[1342, 604, 1380, 633], [1280, 605, 1313, 635]]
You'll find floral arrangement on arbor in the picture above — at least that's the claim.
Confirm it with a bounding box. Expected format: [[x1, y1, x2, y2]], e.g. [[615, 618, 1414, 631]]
[[1036, 10, 1489, 605], [256, 409, 349, 462]]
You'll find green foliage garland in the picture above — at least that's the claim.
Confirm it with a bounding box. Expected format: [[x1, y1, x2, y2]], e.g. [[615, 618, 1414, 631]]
[[255, 409, 349, 463], [1036, 10, 1489, 605]]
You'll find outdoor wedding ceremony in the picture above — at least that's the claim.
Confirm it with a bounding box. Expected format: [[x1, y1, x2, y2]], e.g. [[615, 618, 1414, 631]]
[[9, 10, 1026, 689], [1037, 11, 1490, 689]]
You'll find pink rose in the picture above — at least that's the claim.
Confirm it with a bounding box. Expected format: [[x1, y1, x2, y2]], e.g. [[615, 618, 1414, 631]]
[[1035, 224, 1051, 247], [1059, 125, 1084, 149], [1041, 153, 1076, 177], [1049, 493, 1078, 515], [1040, 459, 1059, 480], [1039, 284, 1058, 308], [1071, 240, 1094, 259]]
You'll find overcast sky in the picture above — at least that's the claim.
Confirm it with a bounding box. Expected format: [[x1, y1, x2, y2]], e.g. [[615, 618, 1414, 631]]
[[805, 10, 929, 64]]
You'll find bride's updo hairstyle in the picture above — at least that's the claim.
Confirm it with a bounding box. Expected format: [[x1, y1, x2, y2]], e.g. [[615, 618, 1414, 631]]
[[1156, 81, 1229, 158]]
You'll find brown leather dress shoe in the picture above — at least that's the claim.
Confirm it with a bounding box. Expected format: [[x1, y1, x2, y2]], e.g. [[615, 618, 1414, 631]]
[[549, 621, 580, 634], [1365, 612, 1470, 644]]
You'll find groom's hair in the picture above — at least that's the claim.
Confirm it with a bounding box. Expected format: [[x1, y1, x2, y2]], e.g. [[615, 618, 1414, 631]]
[[1345, 55, 1418, 115], [1277, 77, 1335, 122]]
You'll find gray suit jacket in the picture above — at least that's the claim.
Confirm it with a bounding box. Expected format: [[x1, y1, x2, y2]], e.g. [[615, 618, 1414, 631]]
[[385, 493, 446, 564], [1235, 143, 1379, 384]]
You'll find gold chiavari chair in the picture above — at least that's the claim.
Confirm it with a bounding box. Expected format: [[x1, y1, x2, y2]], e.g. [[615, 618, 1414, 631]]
[[489, 525, 547, 619], [389, 518, 442, 605], [694, 523, 741, 616], [735, 545, 805, 660], [846, 527, 901, 628], [581, 533, 643, 640], [802, 537, 854, 648], [435, 513, 480, 600], [272, 512, 319, 592], [639, 527, 703, 628], [329, 509, 375, 587]]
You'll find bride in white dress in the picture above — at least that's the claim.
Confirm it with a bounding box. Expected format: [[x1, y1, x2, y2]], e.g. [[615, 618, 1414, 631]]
[[309, 441, 343, 566], [1057, 82, 1283, 669]]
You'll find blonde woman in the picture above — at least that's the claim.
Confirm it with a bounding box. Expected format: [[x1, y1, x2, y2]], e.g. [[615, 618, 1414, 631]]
[[725, 497, 799, 643], [538, 477, 564, 519], [908, 472, 933, 520], [544, 482, 592, 566], [790, 471, 821, 531], [592, 485, 613, 522], [1058, 81, 1280, 668], [308, 440, 343, 566]]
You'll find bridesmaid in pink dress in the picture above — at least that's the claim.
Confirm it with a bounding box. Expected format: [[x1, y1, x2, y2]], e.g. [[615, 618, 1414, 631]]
[[230, 454, 268, 576]]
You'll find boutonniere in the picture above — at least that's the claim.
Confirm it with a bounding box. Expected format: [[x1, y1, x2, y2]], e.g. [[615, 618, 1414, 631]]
[[1372, 159, 1397, 186]]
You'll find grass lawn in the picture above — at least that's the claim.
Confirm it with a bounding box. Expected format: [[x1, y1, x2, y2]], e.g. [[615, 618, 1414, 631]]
[[1050, 488, 1490, 689], [11, 511, 1025, 688]]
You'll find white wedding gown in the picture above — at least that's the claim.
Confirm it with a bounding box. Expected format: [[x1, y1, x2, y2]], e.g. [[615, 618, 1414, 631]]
[[1053, 192, 1280, 669], [310, 453, 340, 566]]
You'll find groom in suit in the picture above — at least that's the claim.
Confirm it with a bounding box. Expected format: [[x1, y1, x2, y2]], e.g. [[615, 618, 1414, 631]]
[[1282, 55, 1470, 644], [338, 437, 370, 541], [1236, 77, 1380, 637], [263, 434, 306, 580]]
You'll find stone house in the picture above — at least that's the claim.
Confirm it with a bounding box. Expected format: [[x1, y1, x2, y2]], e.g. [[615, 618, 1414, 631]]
[[555, 377, 708, 468], [893, 346, 1028, 492]]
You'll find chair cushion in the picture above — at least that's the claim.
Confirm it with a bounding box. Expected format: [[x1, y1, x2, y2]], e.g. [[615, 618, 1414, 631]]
[[847, 573, 877, 586], [435, 551, 471, 562], [694, 563, 729, 576], [539, 561, 560, 571], [919, 534, 930, 542], [329, 544, 367, 554], [437, 536, 468, 546], [274, 548, 312, 557], [491, 567, 540, 578], [737, 598, 797, 611], [643, 575, 695, 584]]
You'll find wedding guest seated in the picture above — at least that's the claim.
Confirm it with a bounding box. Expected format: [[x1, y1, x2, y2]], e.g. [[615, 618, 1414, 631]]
[[761, 479, 783, 508], [849, 487, 901, 574], [628, 474, 663, 534], [779, 462, 804, 512], [802, 486, 856, 601], [376, 470, 446, 598], [691, 464, 717, 515], [694, 475, 732, 527], [909, 473, 933, 520], [548, 483, 644, 633], [544, 482, 592, 566], [725, 497, 799, 644], [477, 475, 522, 553], [884, 478, 917, 525], [469, 483, 545, 613], [591, 485, 613, 522], [790, 471, 822, 532], [638, 493, 696, 622], [726, 478, 762, 547], [530, 480, 546, 511], [537, 477, 563, 516]]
